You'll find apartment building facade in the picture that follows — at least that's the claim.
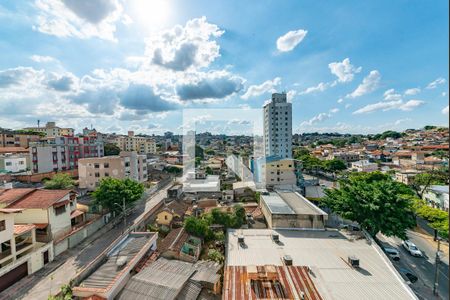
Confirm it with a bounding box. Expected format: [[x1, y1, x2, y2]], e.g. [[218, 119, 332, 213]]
[[78, 151, 147, 190], [115, 131, 157, 155], [30, 136, 104, 174], [263, 92, 293, 159], [23, 122, 74, 137], [0, 130, 41, 148], [252, 156, 300, 190]]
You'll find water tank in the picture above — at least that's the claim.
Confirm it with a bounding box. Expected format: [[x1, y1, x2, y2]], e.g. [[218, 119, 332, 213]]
[[283, 255, 293, 266], [348, 256, 359, 268]]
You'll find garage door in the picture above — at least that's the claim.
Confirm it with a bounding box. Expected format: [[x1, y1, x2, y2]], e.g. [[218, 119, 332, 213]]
[[0, 262, 28, 292]]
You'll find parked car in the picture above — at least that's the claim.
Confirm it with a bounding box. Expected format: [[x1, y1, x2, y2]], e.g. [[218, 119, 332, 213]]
[[382, 246, 400, 261], [399, 268, 418, 283], [402, 240, 423, 257]]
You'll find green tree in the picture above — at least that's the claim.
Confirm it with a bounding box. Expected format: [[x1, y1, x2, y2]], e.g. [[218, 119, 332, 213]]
[[413, 199, 449, 239], [92, 177, 144, 213], [323, 159, 347, 172], [195, 144, 204, 159], [233, 205, 246, 228], [409, 169, 449, 198], [294, 147, 310, 159], [184, 216, 212, 239], [323, 172, 416, 239], [104, 143, 121, 156], [44, 173, 75, 190], [207, 249, 224, 263]]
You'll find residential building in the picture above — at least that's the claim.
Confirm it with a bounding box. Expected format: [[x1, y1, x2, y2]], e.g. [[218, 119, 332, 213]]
[[260, 190, 328, 229], [422, 185, 449, 212], [78, 151, 147, 191], [395, 170, 420, 185], [224, 229, 417, 300], [183, 172, 220, 194], [115, 131, 157, 155], [252, 156, 301, 190], [351, 160, 378, 172], [29, 135, 104, 174], [155, 201, 187, 228], [72, 232, 157, 300], [0, 149, 30, 174], [0, 209, 54, 293], [0, 189, 79, 242], [263, 92, 293, 158], [328, 151, 360, 165], [0, 130, 41, 148], [23, 122, 74, 137], [159, 227, 202, 263]]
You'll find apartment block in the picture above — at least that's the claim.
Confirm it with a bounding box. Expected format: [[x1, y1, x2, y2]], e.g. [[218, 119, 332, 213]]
[[0, 130, 41, 148], [263, 92, 293, 158], [23, 122, 74, 137], [0, 148, 30, 174], [115, 131, 157, 155], [30, 136, 104, 174], [252, 156, 300, 190], [78, 151, 147, 190]]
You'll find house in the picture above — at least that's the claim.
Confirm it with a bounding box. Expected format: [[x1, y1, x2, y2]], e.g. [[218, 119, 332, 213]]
[[351, 160, 378, 172], [222, 190, 234, 202], [0, 209, 54, 293], [0, 188, 81, 242], [167, 184, 183, 200], [422, 185, 449, 212], [395, 170, 420, 185], [155, 201, 187, 228], [159, 227, 202, 263]]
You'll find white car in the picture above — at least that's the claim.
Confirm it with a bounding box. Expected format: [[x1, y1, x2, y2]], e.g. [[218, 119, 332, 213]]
[[402, 240, 422, 257], [383, 246, 400, 261]]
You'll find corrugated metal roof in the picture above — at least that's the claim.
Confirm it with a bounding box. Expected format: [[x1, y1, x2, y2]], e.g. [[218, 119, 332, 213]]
[[261, 193, 295, 214], [225, 229, 417, 300]]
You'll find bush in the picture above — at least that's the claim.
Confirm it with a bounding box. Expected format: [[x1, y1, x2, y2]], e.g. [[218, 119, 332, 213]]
[[414, 199, 449, 239], [207, 249, 224, 263]]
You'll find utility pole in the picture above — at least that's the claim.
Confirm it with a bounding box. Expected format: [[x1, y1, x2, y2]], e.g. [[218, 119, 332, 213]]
[[433, 238, 441, 296], [122, 198, 127, 234]]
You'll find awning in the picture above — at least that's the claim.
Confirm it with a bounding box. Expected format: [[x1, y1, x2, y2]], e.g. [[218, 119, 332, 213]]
[[34, 223, 48, 229], [14, 224, 35, 235], [70, 209, 85, 219], [53, 200, 70, 208]]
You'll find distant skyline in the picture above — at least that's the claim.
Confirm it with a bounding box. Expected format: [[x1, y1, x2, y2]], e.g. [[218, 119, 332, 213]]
[[0, 0, 448, 135]]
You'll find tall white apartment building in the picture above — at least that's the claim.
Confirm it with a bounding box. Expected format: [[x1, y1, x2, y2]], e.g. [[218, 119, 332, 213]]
[[263, 92, 292, 158], [115, 131, 157, 155]]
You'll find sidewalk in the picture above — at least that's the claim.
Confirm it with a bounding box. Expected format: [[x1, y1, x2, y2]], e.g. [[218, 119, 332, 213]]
[[412, 226, 449, 263]]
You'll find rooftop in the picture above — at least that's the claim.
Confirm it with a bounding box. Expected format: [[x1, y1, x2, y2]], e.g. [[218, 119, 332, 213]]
[[226, 229, 417, 300], [0, 188, 72, 209], [261, 191, 328, 216]]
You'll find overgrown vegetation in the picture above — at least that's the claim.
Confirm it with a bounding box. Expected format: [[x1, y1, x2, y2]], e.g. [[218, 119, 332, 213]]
[[44, 173, 76, 190], [104, 143, 121, 156], [413, 199, 449, 239], [294, 149, 347, 173]]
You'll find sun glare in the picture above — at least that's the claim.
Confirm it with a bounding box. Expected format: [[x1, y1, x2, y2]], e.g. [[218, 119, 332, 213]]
[[130, 0, 171, 30]]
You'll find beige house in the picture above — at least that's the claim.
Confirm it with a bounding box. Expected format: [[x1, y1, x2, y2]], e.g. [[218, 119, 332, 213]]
[[0, 209, 54, 292], [115, 131, 157, 155], [78, 151, 148, 191], [23, 121, 74, 137], [0, 189, 80, 242]]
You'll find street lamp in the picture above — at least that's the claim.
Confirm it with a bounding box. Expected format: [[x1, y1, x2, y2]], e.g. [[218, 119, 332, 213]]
[[433, 237, 442, 296], [114, 198, 127, 234]]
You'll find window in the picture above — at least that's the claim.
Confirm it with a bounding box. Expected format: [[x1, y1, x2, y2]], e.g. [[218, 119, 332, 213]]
[[5, 162, 12, 166], [104, 173, 109, 177], [0, 220, 5, 231], [94, 163, 100, 169], [95, 172, 100, 177], [104, 163, 109, 168], [55, 205, 66, 216]]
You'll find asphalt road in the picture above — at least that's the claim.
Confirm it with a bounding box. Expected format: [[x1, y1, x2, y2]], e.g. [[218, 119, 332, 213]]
[[379, 230, 449, 299]]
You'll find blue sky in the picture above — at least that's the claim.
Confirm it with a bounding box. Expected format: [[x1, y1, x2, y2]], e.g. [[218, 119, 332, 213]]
[[0, 0, 448, 135]]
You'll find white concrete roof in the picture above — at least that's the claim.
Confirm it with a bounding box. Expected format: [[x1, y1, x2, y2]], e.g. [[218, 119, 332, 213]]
[[226, 229, 417, 300]]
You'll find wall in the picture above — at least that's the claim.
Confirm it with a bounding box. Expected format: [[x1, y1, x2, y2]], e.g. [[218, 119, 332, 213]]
[[78, 156, 124, 190], [12, 169, 78, 183], [48, 204, 72, 240], [0, 213, 14, 244], [13, 208, 49, 224]]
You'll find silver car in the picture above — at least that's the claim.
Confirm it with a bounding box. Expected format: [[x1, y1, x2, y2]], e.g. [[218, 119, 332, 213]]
[[383, 246, 400, 261], [402, 240, 422, 257]]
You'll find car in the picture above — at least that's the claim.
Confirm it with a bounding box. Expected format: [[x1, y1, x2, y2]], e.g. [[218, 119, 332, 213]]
[[382, 246, 400, 261], [399, 268, 418, 283], [402, 240, 423, 257]]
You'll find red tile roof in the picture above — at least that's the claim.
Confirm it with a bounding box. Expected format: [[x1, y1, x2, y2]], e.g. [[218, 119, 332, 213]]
[[0, 188, 72, 209], [14, 224, 35, 235], [0, 147, 28, 154]]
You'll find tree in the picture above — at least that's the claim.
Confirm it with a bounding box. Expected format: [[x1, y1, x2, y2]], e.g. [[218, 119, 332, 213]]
[[195, 144, 204, 159], [294, 147, 310, 159], [323, 172, 416, 239], [207, 249, 224, 263], [184, 216, 212, 239], [409, 169, 449, 198], [104, 143, 121, 156], [413, 199, 449, 239], [44, 173, 75, 190], [323, 159, 347, 172], [233, 205, 246, 228], [92, 178, 144, 213]]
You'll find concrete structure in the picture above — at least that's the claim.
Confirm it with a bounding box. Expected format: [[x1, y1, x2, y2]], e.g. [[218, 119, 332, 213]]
[[23, 122, 74, 137], [115, 131, 157, 155], [0, 189, 80, 242], [0, 152, 30, 174], [263, 92, 292, 158], [182, 172, 220, 194], [260, 191, 328, 229], [78, 151, 147, 191], [395, 170, 420, 185], [328, 151, 360, 165], [72, 232, 157, 300], [29, 135, 104, 174], [351, 160, 378, 172], [0, 209, 54, 293], [253, 155, 300, 190], [422, 185, 449, 212], [224, 229, 417, 300], [0, 130, 41, 148]]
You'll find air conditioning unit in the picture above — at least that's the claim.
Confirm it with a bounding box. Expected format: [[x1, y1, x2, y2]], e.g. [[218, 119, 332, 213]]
[[272, 234, 280, 243], [238, 235, 245, 244], [348, 256, 359, 268], [283, 255, 293, 266]]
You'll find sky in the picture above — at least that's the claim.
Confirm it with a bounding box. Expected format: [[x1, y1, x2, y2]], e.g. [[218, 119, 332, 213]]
[[0, 0, 448, 135]]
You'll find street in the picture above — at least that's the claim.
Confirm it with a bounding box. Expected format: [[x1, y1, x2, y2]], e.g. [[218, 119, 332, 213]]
[[378, 230, 449, 300], [0, 183, 172, 300]]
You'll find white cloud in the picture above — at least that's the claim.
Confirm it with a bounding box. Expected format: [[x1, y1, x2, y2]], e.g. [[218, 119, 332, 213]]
[[442, 92, 447, 97], [426, 77, 446, 89], [328, 58, 362, 83], [299, 81, 335, 95], [404, 88, 420, 96], [146, 16, 224, 71], [353, 99, 425, 114], [346, 70, 381, 98], [337, 98, 344, 104], [442, 105, 449, 115], [276, 29, 308, 52], [345, 103, 352, 109], [300, 108, 339, 126], [383, 88, 402, 101], [241, 77, 281, 99], [33, 0, 124, 41], [30, 55, 57, 63], [394, 118, 411, 125], [286, 90, 297, 102]]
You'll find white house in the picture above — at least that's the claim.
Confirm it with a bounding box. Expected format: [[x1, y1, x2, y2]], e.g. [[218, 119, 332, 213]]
[[422, 185, 449, 212], [351, 160, 378, 172]]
